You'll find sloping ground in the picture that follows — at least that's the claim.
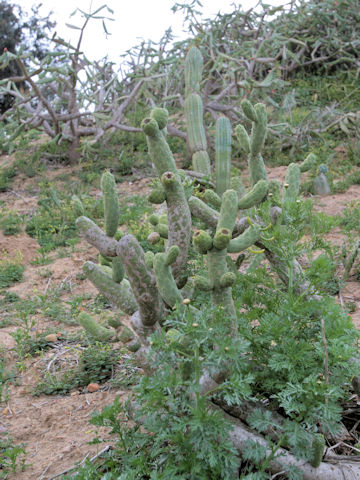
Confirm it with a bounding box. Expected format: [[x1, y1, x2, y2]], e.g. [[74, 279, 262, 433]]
[[0, 160, 360, 479]]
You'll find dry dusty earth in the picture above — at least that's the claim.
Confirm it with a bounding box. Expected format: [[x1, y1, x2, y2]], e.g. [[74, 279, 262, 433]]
[[1, 156, 360, 479]]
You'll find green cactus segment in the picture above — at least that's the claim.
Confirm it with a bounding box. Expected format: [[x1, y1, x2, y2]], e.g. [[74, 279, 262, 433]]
[[119, 325, 135, 344], [148, 185, 166, 204], [112, 257, 125, 283], [217, 189, 238, 233], [207, 248, 237, 320], [101, 170, 120, 238], [144, 251, 155, 268], [235, 125, 250, 154], [155, 222, 168, 239], [237, 180, 268, 210], [241, 99, 258, 123], [83, 261, 137, 315], [165, 245, 179, 266], [71, 195, 85, 217], [220, 272, 236, 288], [194, 275, 213, 291], [185, 94, 207, 152], [188, 196, 219, 229], [215, 116, 231, 196], [154, 248, 183, 308], [107, 316, 123, 328], [310, 434, 325, 468], [193, 230, 213, 254], [117, 234, 165, 326], [141, 117, 177, 176], [185, 46, 203, 96], [204, 189, 222, 210], [300, 152, 316, 173], [284, 163, 301, 201], [228, 225, 261, 253], [213, 228, 232, 250], [76, 216, 118, 257], [241, 100, 268, 187], [150, 107, 169, 130], [160, 172, 192, 279], [78, 312, 114, 342], [114, 229, 124, 241], [230, 176, 246, 200], [99, 253, 112, 266], [192, 151, 212, 177]]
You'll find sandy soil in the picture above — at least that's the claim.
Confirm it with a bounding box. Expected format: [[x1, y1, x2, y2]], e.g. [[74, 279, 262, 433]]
[[1, 161, 360, 479]]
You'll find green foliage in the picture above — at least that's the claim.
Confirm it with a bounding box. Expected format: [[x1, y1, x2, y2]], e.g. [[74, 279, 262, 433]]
[[341, 201, 360, 232], [0, 434, 27, 479], [0, 255, 24, 288], [307, 253, 340, 295], [25, 186, 79, 251], [0, 166, 16, 192], [0, 209, 24, 235]]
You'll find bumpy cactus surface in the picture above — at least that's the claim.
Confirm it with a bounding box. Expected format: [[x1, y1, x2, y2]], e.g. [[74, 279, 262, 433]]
[[76, 46, 316, 362]]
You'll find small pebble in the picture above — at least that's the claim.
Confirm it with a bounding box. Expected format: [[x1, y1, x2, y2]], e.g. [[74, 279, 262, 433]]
[[87, 383, 100, 393]]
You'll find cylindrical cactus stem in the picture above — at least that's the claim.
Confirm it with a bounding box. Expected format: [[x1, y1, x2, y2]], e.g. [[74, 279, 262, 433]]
[[188, 196, 220, 229], [78, 312, 114, 342], [101, 170, 120, 238], [185, 93, 208, 152], [185, 46, 203, 96], [228, 225, 262, 253], [230, 176, 246, 200], [310, 434, 325, 468], [194, 275, 213, 291], [217, 189, 238, 233], [160, 171, 192, 280], [283, 163, 301, 201], [235, 124, 250, 154], [204, 189, 222, 210], [71, 195, 85, 217], [215, 116, 231, 197], [150, 107, 169, 130], [112, 257, 125, 284], [213, 228, 232, 250], [237, 180, 268, 210], [192, 151, 212, 177], [76, 216, 118, 257], [83, 261, 137, 314], [148, 184, 166, 204], [207, 247, 237, 321], [241, 100, 268, 187], [193, 230, 213, 254], [189, 195, 250, 236], [117, 234, 165, 327], [153, 246, 184, 309], [141, 117, 177, 176], [300, 152, 316, 173]]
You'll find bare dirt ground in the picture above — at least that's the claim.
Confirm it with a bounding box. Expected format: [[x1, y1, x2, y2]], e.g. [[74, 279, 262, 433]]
[[1, 159, 360, 479]]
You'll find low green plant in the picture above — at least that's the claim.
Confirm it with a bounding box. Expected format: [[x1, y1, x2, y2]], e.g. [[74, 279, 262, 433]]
[[0, 435, 27, 479], [0, 210, 24, 235], [0, 254, 24, 288], [0, 166, 16, 192]]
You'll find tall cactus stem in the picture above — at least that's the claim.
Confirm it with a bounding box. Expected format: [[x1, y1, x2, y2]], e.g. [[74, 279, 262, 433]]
[[215, 116, 232, 196], [101, 170, 120, 238]]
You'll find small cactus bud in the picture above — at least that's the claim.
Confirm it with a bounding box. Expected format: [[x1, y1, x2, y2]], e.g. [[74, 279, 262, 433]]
[[183, 298, 191, 305]]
